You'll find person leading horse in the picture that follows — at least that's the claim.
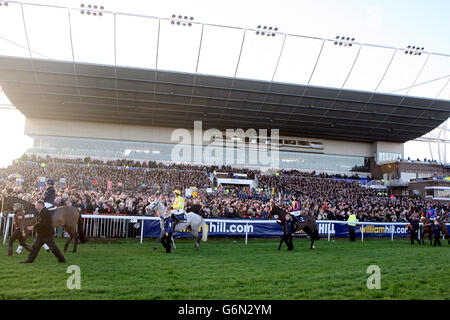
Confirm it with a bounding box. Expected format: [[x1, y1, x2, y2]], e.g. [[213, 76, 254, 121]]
[[268, 199, 319, 249]]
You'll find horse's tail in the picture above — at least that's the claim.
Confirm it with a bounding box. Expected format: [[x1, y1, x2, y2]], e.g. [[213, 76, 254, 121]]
[[201, 219, 208, 242], [77, 213, 87, 243]]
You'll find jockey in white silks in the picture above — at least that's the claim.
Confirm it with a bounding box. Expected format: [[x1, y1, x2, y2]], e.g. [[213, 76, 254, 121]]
[[170, 190, 186, 223]]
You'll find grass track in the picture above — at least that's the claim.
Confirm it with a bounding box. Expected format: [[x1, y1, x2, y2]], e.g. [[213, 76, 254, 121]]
[[0, 237, 449, 300]]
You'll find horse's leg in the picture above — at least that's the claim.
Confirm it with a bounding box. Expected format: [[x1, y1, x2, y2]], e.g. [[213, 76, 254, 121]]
[[277, 237, 283, 250], [192, 230, 199, 250], [72, 225, 79, 253], [171, 235, 176, 250], [63, 226, 73, 252]]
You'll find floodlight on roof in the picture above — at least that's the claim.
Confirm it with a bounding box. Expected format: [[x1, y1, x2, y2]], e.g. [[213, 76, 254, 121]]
[[256, 25, 279, 37], [404, 45, 424, 56], [171, 14, 194, 27], [80, 3, 105, 16], [334, 35, 355, 47]]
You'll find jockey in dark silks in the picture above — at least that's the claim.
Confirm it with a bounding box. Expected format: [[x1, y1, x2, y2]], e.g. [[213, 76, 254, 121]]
[[43, 179, 56, 209]]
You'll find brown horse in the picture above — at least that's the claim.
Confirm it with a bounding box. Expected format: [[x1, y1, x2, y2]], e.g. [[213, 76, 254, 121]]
[[439, 220, 450, 244], [268, 204, 319, 249], [420, 218, 433, 245], [420, 218, 449, 245], [1, 196, 86, 252]]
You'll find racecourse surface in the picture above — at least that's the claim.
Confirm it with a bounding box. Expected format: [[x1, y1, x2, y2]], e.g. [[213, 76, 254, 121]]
[[0, 237, 448, 300]]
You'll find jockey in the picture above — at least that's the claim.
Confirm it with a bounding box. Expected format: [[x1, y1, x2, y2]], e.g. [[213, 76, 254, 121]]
[[426, 204, 437, 222], [43, 179, 56, 209], [171, 190, 185, 223], [291, 196, 300, 211]]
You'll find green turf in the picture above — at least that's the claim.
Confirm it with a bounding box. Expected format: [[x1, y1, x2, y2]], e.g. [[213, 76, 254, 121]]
[[0, 237, 448, 300]]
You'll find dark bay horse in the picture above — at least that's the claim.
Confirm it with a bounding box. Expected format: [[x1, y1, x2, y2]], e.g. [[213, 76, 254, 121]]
[[1, 196, 86, 252], [268, 204, 319, 249], [420, 217, 449, 245]]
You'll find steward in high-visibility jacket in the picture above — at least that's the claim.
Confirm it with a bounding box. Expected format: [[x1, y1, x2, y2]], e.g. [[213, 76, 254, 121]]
[[347, 213, 358, 241], [347, 213, 357, 226]]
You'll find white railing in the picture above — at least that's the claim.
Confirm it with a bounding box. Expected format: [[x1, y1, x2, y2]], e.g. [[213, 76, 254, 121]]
[[2, 213, 440, 246]]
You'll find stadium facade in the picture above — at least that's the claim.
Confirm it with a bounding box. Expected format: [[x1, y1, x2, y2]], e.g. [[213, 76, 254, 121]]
[[0, 1, 450, 177]]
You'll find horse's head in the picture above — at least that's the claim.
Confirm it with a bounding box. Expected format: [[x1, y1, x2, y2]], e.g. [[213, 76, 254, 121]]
[[147, 200, 167, 217], [0, 196, 37, 217]]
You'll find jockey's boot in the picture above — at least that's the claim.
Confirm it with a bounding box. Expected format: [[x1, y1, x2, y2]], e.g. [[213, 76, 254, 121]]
[[7, 246, 13, 256]]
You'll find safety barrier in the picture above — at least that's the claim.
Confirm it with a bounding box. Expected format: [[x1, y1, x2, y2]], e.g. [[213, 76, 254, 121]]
[[2, 213, 448, 245]]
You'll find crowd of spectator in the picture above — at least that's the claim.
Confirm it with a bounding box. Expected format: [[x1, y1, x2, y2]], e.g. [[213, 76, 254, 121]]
[[0, 154, 449, 223]]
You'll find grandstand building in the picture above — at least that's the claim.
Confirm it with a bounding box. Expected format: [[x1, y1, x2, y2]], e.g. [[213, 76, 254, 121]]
[[1, 1, 450, 178]]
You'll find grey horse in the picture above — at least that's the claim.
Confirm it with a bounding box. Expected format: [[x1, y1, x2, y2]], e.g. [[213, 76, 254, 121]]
[[147, 200, 208, 250]]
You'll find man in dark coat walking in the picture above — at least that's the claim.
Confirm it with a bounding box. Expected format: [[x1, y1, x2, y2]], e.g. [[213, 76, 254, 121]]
[[278, 214, 294, 251], [161, 214, 173, 253], [409, 213, 421, 245], [432, 220, 442, 247], [19, 200, 66, 264]]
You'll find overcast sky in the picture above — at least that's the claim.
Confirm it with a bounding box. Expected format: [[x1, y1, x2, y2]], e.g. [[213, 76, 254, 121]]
[[0, 0, 449, 167]]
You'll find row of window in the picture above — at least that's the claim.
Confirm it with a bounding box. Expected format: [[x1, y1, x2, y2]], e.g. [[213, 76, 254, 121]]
[[211, 135, 323, 149], [377, 152, 402, 163]]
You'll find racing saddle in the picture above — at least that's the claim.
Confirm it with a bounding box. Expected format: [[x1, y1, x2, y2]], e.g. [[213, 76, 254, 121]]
[[289, 211, 305, 225], [171, 209, 187, 223]]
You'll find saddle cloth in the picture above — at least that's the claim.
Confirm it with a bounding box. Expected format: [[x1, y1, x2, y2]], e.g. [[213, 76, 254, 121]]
[[171, 209, 187, 222], [45, 202, 57, 212], [290, 211, 305, 222]]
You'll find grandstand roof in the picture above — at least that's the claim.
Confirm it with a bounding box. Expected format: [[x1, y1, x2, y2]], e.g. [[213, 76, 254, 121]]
[[0, 1, 449, 143], [1, 55, 450, 143]]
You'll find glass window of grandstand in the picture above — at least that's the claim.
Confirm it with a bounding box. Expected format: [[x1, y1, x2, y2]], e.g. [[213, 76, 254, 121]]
[[298, 140, 310, 147], [283, 139, 297, 145], [435, 189, 450, 199], [378, 152, 402, 163], [310, 142, 323, 148]]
